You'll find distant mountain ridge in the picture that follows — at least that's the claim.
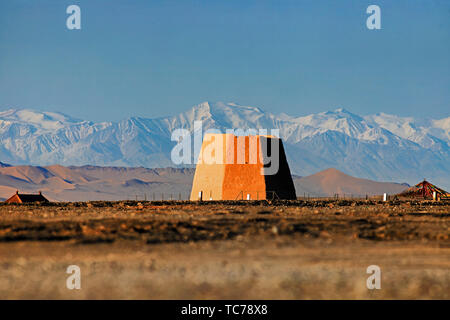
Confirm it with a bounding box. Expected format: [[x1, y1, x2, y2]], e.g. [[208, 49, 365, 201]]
[[0, 102, 449, 189], [293, 168, 409, 197], [0, 165, 195, 202], [0, 165, 409, 202]]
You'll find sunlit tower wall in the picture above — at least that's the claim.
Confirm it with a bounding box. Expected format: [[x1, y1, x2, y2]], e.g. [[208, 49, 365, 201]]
[[190, 133, 296, 201]]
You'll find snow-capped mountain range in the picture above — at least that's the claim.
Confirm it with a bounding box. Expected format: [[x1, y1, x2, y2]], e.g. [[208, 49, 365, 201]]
[[0, 102, 449, 189]]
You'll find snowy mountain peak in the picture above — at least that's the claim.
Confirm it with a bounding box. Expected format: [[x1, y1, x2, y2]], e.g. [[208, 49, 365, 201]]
[[180, 102, 269, 129], [218, 102, 264, 113], [0, 108, 83, 134], [0, 108, 80, 124], [0, 103, 448, 189], [364, 112, 450, 149], [432, 117, 450, 142], [331, 107, 354, 115], [188, 102, 213, 120], [193, 101, 265, 115], [324, 108, 365, 121]]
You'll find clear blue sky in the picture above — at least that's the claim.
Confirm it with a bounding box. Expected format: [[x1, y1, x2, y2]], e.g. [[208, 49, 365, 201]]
[[0, 0, 449, 121]]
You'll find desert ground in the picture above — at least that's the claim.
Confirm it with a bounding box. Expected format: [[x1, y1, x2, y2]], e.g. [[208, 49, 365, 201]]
[[0, 200, 448, 299]]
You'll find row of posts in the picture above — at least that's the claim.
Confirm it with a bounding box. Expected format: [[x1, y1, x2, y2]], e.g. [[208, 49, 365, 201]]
[[198, 191, 257, 201], [132, 191, 441, 202], [382, 192, 440, 201], [132, 193, 185, 201], [199, 191, 441, 201]]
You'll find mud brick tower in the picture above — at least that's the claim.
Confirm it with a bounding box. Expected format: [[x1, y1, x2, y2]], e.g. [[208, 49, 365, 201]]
[[190, 133, 296, 200]]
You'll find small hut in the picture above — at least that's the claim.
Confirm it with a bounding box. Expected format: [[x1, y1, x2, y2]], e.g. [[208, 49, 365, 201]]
[[399, 180, 449, 200], [4, 191, 49, 204]]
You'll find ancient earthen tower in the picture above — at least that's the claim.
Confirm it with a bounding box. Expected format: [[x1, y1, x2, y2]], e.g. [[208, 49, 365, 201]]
[[190, 133, 296, 200]]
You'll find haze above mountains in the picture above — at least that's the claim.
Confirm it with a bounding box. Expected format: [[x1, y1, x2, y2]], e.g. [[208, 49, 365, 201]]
[[0, 102, 449, 190]]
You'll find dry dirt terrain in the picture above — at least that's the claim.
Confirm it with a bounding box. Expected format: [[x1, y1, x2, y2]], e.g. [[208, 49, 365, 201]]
[[0, 200, 449, 299]]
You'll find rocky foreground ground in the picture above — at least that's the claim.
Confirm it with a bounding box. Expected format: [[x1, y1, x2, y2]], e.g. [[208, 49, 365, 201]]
[[0, 200, 448, 299]]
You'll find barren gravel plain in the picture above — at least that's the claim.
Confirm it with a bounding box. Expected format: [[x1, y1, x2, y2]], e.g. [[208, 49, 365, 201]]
[[0, 200, 449, 299]]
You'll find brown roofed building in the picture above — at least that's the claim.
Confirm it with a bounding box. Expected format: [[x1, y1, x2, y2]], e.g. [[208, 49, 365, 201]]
[[4, 191, 49, 204]]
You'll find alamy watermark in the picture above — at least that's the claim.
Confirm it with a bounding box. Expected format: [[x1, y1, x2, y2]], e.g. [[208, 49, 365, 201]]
[[171, 121, 281, 175], [66, 265, 81, 290], [64, 5, 381, 32], [66, 5, 81, 30], [366, 265, 381, 289], [366, 5, 381, 30]]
